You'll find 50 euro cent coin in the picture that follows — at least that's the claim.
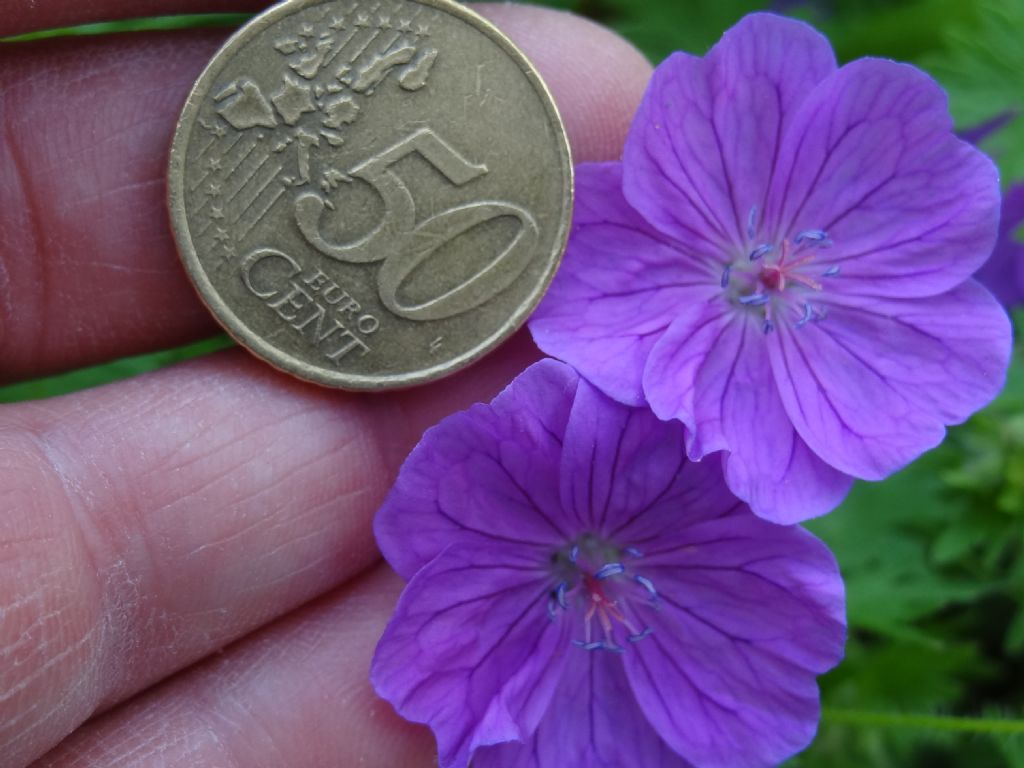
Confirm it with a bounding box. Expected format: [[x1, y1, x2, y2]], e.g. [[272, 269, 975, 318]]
[[168, 0, 572, 390]]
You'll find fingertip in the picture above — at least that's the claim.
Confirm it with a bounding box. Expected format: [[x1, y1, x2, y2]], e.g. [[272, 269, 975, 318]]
[[471, 3, 652, 162]]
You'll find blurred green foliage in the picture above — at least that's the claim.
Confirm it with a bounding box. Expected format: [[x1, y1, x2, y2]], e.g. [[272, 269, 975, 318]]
[[1, 1, 1023, 766], [922, 0, 1024, 184]]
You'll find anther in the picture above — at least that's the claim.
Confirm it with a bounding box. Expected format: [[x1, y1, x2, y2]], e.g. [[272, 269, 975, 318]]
[[749, 244, 773, 261], [569, 545, 579, 564], [795, 303, 814, 328], [795, 229, 828, 245], [547, 601, 558, 621], [556, 582, 569, 610], [823, 266, 840, 277], [634, 575, 658, 601], [628, 627, 654, 643], [747, 205, 758, 240], [573, 640, 622, 653], [595, 563, 625, 581], [720, 265, 732, 288], [763, 320, 775, 334], [739, 293, 770, 306], [625, 547, 644, 559]]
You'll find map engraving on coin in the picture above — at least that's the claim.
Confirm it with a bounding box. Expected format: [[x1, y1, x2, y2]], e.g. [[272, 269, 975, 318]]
[[169, 0, 572, 390]]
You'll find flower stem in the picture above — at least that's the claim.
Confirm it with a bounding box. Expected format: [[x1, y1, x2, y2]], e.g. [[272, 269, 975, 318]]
[[823, 707, 1024, 735]]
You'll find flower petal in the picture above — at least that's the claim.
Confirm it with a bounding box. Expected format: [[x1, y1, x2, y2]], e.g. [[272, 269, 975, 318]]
[[765, 58, 1000, 298], [768, 280, 1012, 479], [530, 163, 717, 406], [623, 510, 845, 768], [643, 306, 853, 522], [375, 360, 578, 580], [475, 651, 685, 768], [606, 456, 743, 550], [975, 183, 1024, 308], [623, 13, 836, 250], [370, 544, 570, 768], [557, 376, 696, 534]]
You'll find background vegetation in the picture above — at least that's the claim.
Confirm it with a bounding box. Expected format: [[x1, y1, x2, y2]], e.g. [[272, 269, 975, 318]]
[[2, 1, 1023, 765]]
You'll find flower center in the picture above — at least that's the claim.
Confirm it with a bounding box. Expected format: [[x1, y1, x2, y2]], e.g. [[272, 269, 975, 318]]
[[719, 206, 840, 333], [547, 534, 657, 654]]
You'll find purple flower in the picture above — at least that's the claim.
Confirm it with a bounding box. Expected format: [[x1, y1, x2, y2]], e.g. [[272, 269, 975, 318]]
[[371, 360, 845, 768], [975, 184, 1024, 308], [529, 13, 1012, 524]]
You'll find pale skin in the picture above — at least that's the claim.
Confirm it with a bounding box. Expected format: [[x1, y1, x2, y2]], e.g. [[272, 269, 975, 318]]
[[0, 2, 651, 765]]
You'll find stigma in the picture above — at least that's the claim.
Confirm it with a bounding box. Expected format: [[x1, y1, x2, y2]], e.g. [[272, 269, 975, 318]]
[[547, 536, 657, 653]]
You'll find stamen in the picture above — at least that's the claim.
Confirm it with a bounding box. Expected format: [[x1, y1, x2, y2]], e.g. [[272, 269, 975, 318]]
[[634, 575, 658, 601], [777, 239, 792, 266], [749, 244, 773, 261], [554, 537, 660, 655], [795, 303, 814, 328], [721, 222, 835, 328], [629, 627, 654, 643], [597, 603, 614, 635], [785, 253, 818, 271], [794, 229, 828, 245], [595, 563, 625, 580], [790, 274, 823, 291]]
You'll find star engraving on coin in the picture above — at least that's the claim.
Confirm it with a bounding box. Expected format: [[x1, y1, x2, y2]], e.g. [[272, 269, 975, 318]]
[[168, 0, 572, 390]]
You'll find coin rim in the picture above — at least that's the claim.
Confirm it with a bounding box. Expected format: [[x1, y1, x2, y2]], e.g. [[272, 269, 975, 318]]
[[168, 0, 573, 391]]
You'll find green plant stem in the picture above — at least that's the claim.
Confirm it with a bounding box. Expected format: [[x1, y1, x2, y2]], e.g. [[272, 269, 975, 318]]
[[1, 13, 253, 42], [823, 707, 1024, 735]]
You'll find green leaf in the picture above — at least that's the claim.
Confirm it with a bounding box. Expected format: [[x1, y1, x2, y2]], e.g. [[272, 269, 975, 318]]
[[807, 456, 988, 640]]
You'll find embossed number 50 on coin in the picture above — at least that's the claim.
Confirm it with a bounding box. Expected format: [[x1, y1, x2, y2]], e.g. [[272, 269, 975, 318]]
[[169, 0, 572, 390]]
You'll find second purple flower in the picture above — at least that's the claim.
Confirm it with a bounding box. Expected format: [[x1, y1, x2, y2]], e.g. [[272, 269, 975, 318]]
[[371, 361, 845, 768], [530, 13, 1012, 523]]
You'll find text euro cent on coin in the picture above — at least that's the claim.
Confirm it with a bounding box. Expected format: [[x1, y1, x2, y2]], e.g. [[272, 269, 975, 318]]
[[168, 0, 573, 390]]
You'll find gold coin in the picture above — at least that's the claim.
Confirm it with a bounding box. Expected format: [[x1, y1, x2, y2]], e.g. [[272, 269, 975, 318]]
[[168, 0, 572, 390]]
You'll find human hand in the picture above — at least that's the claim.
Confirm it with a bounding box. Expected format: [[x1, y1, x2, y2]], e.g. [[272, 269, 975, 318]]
[[0, 3, 650, 765]]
